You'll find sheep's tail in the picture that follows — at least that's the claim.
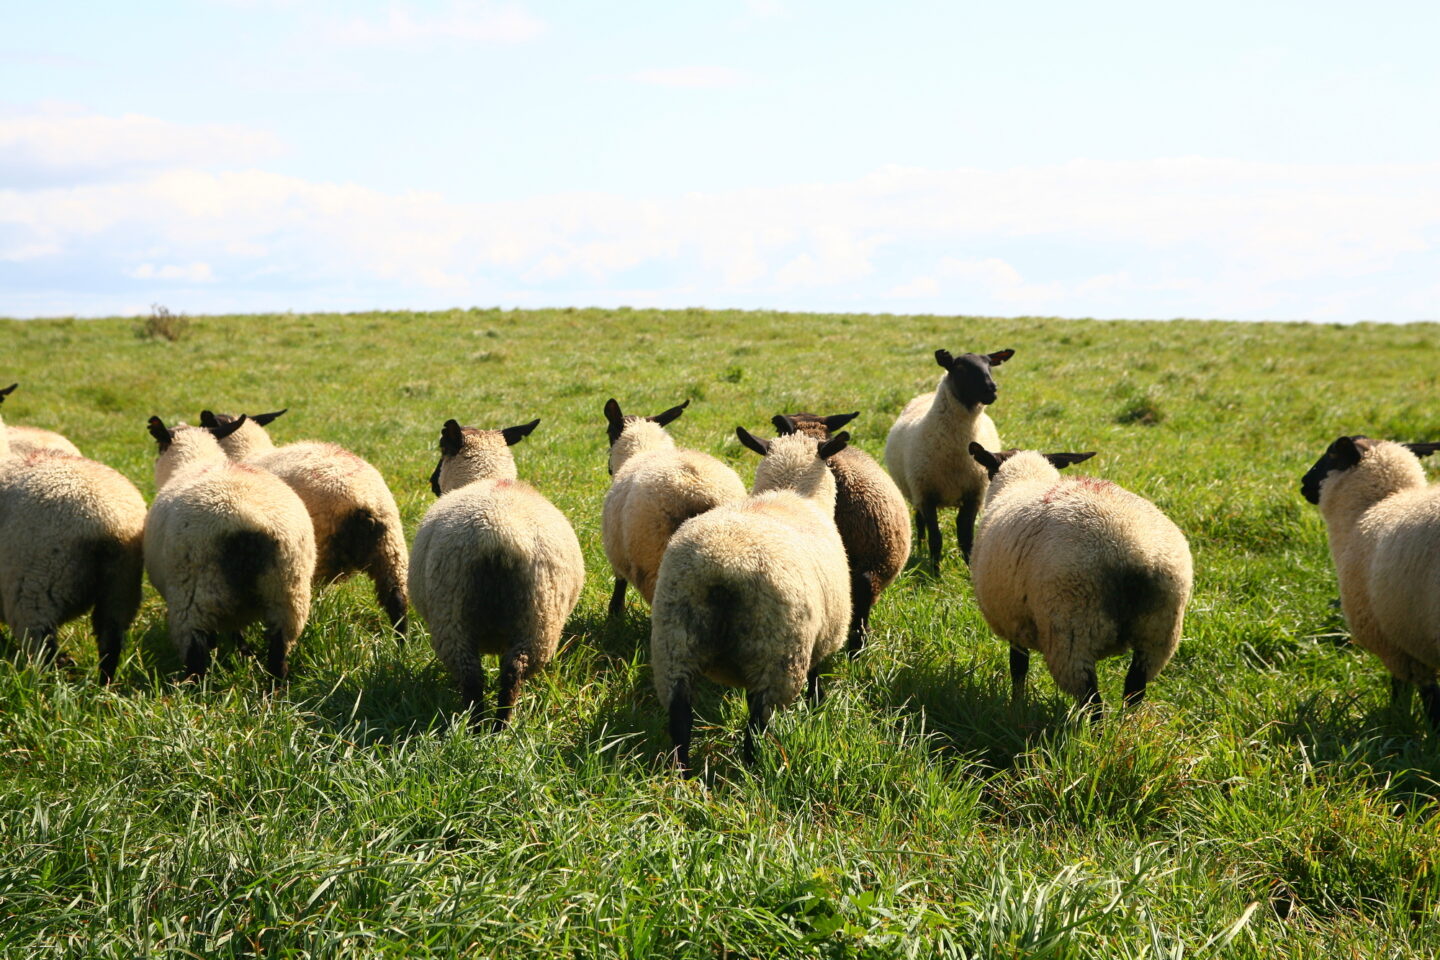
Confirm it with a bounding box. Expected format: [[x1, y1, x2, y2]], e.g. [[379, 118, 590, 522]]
[[1108, 565, 1184, 680], [219, 528, 278, 610]]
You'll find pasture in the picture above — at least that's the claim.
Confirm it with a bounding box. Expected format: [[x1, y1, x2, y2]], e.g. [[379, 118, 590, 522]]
[[2, 307, 1439, 957]]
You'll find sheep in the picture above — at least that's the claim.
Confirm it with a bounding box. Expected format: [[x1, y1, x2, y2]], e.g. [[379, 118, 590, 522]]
[[775, 411, 910, 655], [1301, 435, 1440, 728], [601, 397, 746, 615], [968, 443, 1193, 720], [410, 417, 583, 730], [651, 428, 852, 775], [0, 416, 146, 682], [144, 416, 317, 679], [199, 409, 409, 638], [0, 383, 81, 457], [883, 348, 1014, 570]]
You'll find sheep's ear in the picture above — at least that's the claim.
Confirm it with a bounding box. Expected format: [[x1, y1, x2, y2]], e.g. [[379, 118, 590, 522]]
[[650, 399, 690, 428], [818, 432, 849, 459], [1403, 441, 1440, 459], [1329, 435, 1368, 467], [0, 383, 16, 401], [428, 458, 444, 497], [987, 349, 1015, 366], [251, 409, 287, 427], [147, 416, 173, 451], [935, 349, 955, 370], [209, 413, 249, 441], [502, 418, 540, 446], [1045, 451, 1096, 470], [969, 441, 1003, 478], [823, 411, 859, 433], [736, 426, 769, 456], [604, 398, 625, 445], [199, 410, 221, 429], [439, 419, 465, 456], [771, 414, 798, 436]]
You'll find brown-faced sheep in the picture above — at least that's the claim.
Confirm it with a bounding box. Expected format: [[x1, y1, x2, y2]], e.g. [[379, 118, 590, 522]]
[[410, 417, 583, 730]]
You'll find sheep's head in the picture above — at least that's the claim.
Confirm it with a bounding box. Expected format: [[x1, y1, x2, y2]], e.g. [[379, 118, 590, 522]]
[[738, 427, 848, 506], [936, 348, 1013, 409], [431, 417, 537, 495], [968, 443, 1095, 481], [774, 411, 859, 442], [150, 414, 242, 489], [604, 397, 687, 475], [199, 408, 285, 460], [0, 383, 16, 405], [1300, 436, 1440, 506]]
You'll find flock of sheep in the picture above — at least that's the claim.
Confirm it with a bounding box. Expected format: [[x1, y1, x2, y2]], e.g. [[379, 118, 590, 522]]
[[2, 344, 1438, 775]]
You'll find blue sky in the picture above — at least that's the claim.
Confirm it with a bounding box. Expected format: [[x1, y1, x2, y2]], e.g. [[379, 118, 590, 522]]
[[2, 0, 1437, 320]]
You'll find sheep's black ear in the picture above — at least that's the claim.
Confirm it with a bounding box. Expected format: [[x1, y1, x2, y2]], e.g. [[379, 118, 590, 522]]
[[199, 410, 220, 428], [968, 441, 1002, 477], [147, 416, 173, 451], [251, 409, 287, 427], [0, 383, 16, 401], [818, 432, 849, 459], [1329, 435, 1368, 467], [823, 411, 859, 433], [987, 349, 1015, 366], [502, 418, 540, 446], [736, 426, 769, 456], [1403, 441, 1440, 459], [771, 414, 798, 436], [439, 419, 465, 456], [650, 399, 690, 428], [604, 398, 625, 445], [1045, 451, 1096, 470], [935, 349, 955, 370], [209, 413, 249, 441], [428, 458, 444, 497]]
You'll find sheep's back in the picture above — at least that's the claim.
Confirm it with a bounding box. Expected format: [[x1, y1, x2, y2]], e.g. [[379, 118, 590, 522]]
[[7, 426, 81, 459], [829, 447, 910, 589], [1355, 488, 1440, 664]]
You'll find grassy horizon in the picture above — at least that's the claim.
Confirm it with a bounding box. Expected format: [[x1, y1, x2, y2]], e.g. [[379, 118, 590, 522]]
[[2, 307, 1440, 957]]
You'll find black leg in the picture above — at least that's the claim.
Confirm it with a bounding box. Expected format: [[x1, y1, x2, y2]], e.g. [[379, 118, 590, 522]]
[[1391, 675, 1412, 708], [956, 495, 980, 565], [494, 652, 528, 732], [460, 667, 486, 732], [608, 577, 628, 617], [1420, 683, 1440, 733], [1123, 650, 1148, 707], [1010, 646, 1029, 703], [847, 578, 874, 658], [668, 680, 693, 777], [264, 626, 289, 681], [1082, 668, 1102, 724], [808, 667, 826, 706], [94, 616, 124, 685], [379, 588, 408, 643], [923, 502, 943, 572], [184, 631, 214, 679], [743, 691, 774, 766]]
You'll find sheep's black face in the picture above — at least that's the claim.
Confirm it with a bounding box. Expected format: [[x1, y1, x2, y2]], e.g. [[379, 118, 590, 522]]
[[1300, 435, 1367, 505], [944, 354, 999, 407]]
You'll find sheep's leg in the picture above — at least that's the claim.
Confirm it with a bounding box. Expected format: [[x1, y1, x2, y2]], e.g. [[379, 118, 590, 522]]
[[183, 630, 215, 680], [93, 614, 125, 685], [1123, 650, 1147, 707], [807, 666, 826, 706], [668, 679, 694, 777], [1010, 646, 1029, 702], [743, 691, 774, 766], [1420, 683, 1440, 733], [955, 494, 980, 565], [846, 576, 874, 658], [922, 501, 943, 572], [1081, 668, 1103, 724], [375, 581, 408, 642], [494, 651, 530, 732], [608, 577, 628, 617], [20, 625, 60, 667], [263, 625, 291, 681], [1391, 675, 1413, 708]]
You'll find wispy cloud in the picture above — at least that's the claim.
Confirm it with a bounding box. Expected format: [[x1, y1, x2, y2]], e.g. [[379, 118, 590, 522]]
[[630, 66, 749, 89], [325, 2, 545, 47]]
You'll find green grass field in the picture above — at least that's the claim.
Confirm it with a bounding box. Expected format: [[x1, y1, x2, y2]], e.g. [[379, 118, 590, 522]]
[[3, 307, 1440, 957]]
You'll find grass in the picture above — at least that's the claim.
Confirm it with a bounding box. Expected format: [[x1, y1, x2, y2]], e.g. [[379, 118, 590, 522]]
[[1, 307, 1439, 957]]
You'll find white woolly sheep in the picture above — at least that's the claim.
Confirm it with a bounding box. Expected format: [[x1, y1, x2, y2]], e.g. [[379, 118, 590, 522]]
[[0, 414, 146, 682], [1301, 435, 1440, 727], [651, 428, 852, 775], [968, 443, 1193, 719], [776, 412, 910, 655], [410, 417, 583, 730], [601, 397, 746, 615], [144, 416, 317, 678], [0, 383, 81, 457], [199, 409, 409, 638], [884, 348, 1014, 569]]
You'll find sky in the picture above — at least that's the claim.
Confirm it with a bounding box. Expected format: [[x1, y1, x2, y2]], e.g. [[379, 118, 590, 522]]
[[2, 0, 1438, 321]]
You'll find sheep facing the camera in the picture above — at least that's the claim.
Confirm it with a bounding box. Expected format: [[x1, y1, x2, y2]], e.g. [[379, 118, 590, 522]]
[[601, 397, 746, 615], [968, 443, 1192, 720], [776, 411, 910, 655], [0, 383, 82, 458], [651, 428, 852, 775], [884, 348, 1014, 570], [410, 417, 583, 730], [1301, 435, 1440, 727]]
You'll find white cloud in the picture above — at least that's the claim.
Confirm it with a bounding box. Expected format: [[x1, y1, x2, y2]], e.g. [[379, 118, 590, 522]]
[[326, 2, 545, 46], [127, 262, 215, 282], [630, 67, 749, 89]]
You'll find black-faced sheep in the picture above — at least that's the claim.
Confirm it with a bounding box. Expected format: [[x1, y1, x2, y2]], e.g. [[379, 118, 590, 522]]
[[0, 383, 81, 457], [968, 443, 1193, 720], [199, 409, 409, 638], [410, 417, 583, 730], [144, 416, 317, 679], [776, 412, 910, 655], [1301, 435, 1440, 727], [601, 397, 746, 615], [651, 428, 851, 775], [884, 348, 1014, 570]]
